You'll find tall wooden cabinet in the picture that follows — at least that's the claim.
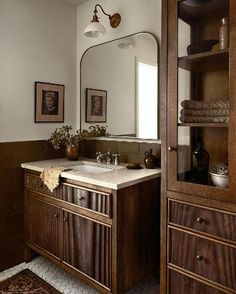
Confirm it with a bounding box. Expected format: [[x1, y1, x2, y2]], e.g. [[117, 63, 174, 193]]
[[161, 0, 236, 293]]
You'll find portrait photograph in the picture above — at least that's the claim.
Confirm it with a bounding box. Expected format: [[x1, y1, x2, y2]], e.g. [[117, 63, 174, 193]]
[[86, 88, 107, 123], [35, 82, 64, 122]]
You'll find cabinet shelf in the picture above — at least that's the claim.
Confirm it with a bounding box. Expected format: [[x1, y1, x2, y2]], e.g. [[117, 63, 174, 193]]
[[179, 0, 228, 24], [178, 50, 229, 72], [178, 123, 228, 128]]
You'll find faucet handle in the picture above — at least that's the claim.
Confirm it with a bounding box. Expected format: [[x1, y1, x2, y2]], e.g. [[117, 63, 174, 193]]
[[96, 151, 102, 163], [113, 153, 120, 165]]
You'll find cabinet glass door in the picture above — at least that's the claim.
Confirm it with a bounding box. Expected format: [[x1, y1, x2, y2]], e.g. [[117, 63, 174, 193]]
[[168, 0, 231, 197]]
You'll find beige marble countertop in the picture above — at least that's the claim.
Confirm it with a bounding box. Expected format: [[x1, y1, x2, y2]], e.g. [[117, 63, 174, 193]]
[[21, 158, 161, 190]]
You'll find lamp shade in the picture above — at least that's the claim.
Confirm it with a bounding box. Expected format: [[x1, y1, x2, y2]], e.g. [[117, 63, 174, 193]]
[[84, 22, 107, 38]]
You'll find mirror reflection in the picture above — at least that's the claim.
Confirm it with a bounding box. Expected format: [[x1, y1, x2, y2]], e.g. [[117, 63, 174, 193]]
[[80, 32, 159, 140]]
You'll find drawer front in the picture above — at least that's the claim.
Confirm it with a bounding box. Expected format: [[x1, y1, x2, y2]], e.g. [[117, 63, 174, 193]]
[[169, 270, 225, 294], [169, 200, 236, 242], [26, 174, 62, 198], [169, 228, 236, 290], [62, 185, 112, 218]]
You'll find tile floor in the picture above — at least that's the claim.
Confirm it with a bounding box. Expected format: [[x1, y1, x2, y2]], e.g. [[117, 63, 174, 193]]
[[0, 256, 160, 294]]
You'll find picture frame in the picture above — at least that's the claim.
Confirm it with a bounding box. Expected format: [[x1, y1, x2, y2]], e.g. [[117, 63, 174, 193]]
[[35, 81, 65, 123], [86, 88, 107, 123]]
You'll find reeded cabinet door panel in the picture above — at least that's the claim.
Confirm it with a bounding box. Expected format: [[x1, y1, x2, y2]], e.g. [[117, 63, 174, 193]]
[[63, 210, 111, 290], [27, 193, 60, 258]]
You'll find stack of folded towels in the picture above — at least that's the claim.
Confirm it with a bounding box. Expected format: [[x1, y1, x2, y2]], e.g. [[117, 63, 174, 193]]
[[180, 100, 229, 123]]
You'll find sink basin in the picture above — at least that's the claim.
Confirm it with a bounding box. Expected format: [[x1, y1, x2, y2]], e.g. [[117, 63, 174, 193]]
[[71, 163, 113, 174]]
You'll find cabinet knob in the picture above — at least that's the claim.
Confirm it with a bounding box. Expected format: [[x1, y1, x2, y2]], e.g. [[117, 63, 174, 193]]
[[168, 146, 177, 152], [54, 213, 59, 218], [78, 196, 85, 201], [63, 218, 68, 222], [196, 217, 204, 223], [196, 255, 204, 261]]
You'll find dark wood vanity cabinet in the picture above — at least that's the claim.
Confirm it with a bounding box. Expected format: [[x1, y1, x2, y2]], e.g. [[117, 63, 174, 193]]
[[161, 0, 236, 293], [25, 171, 160, 294]]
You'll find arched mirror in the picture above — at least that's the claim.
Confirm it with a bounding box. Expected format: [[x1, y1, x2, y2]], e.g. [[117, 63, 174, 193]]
[[80, 32, 159, 141]]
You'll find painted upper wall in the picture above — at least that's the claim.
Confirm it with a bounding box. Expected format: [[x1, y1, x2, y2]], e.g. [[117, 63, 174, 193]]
[[76, 0, 162, 129], [0, 0, 76, 142]]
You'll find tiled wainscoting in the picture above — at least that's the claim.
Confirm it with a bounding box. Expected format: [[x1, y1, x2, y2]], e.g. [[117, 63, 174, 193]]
[[81, 139, 161, 165], [0, 140, 63, 272]]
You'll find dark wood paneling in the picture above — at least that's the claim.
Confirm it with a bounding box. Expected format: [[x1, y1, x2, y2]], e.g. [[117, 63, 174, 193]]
[[169, 270, 225, 294], [169, 200, 236, 242], [117, 178, 160, 293], [0, 140, 63, 271], [169, 228, 236, 290]]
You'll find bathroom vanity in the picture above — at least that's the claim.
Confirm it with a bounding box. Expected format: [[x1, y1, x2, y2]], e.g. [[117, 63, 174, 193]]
[[22, 158, 161, 294]]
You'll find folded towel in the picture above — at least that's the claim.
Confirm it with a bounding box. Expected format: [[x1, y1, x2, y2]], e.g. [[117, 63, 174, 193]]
[[179, 116, 229, 123], [181, 100, 229, 110], [40, 166, 68, 192], [180, 108, 229, 117]]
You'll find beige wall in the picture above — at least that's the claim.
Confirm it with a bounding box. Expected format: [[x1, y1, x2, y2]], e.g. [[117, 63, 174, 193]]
[[0, 0, 76, 142]]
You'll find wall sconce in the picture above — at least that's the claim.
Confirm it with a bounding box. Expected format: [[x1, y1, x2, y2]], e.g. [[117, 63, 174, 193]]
[[84, 4, 121, 38]]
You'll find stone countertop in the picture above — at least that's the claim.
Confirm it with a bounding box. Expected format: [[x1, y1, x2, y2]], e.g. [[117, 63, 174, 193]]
[[21, 158, 161, 190]]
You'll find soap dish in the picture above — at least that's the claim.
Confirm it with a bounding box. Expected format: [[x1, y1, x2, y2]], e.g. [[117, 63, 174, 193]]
[[126, 163, 143, 170]]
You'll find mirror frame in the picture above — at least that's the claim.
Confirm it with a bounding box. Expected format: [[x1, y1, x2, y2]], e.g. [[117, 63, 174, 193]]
[[80, 31, 160, 142]]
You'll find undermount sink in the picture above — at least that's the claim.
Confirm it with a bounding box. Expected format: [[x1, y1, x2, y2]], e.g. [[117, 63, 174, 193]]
[[71, 163, 113, 174]]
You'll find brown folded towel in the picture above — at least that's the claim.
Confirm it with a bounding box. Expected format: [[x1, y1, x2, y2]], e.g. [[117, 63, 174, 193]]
[[181, 100, 229, 110], [179, 116, 229, 123], [40, 166, 68, 192], [180, 108, 229, 117]]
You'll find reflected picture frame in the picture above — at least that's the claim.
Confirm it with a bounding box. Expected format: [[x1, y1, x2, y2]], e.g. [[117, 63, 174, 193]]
[[86, 88, 107, 123], [35, 81, 65, 123]]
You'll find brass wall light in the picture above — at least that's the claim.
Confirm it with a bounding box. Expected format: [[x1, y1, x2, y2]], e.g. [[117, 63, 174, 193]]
[[84, 4, 121, 38]]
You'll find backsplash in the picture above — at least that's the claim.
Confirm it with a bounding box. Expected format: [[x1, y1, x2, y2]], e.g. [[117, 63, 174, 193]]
[[0, 140, 63, 272], [80, 139, 161, 166]]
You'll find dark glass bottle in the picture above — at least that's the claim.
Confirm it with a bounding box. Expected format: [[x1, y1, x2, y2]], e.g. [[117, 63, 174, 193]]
[[192, 142, 209, 184], [144, 149, 157, 169]]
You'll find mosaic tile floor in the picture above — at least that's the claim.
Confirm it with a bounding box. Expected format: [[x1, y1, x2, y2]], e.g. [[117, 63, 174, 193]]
[[0, 256, 160, 294]]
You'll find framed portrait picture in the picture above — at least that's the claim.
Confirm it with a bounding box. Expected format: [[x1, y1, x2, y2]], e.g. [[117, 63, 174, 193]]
[[35, 81, 64, 123], [86, 88, 107, 123]]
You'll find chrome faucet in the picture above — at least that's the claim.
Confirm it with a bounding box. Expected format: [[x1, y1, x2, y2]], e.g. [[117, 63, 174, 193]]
[[96, 150, 120, 165]]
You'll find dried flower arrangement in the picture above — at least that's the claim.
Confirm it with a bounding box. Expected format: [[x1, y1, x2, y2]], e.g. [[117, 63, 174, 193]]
[[49, 125, 109, 150]]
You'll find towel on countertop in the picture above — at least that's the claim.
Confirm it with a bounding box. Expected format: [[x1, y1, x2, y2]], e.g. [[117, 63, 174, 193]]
[[181, 100, 229, 110], [40, 166, 68, 192], [179, 116, 229, 123], [180, 108, 229, 117]]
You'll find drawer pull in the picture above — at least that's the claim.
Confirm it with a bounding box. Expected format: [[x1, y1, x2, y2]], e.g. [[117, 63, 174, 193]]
[[196, 217, 204, 223], [54, 213, 59, 218], [63, 218, 68, 222], [196, 255, 204, 261], [78, 196, 85, 201], [168, 146, 177, 152]]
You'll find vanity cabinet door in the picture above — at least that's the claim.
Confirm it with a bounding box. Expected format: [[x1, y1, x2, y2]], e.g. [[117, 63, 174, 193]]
[[26, 193, 61, 259], [62, 210, 111, 290]]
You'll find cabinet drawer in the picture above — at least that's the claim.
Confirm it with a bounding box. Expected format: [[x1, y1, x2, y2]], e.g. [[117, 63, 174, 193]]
[[169, 270, 225, 294], [26, 174, 62, 198], [169, 200, 236, 242], [62, 185, 112, 218], [169, 228, 236, 290]]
